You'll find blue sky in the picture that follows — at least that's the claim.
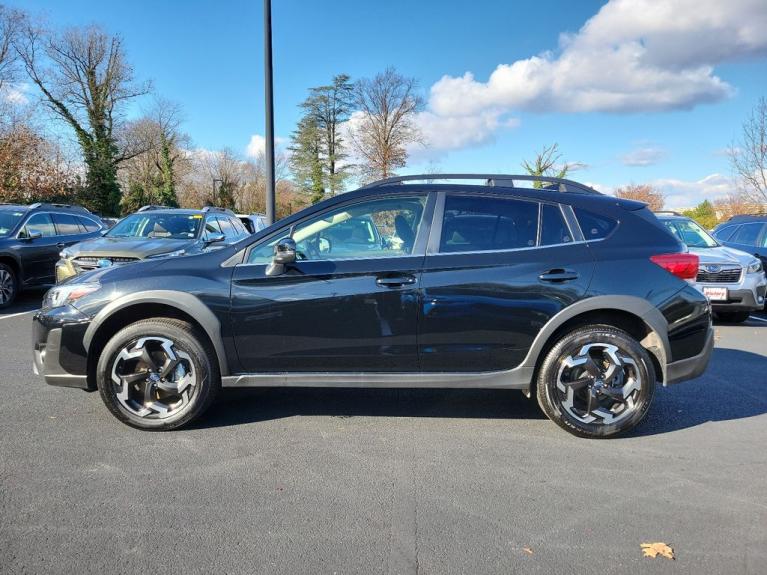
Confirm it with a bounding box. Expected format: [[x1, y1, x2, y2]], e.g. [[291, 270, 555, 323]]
[[15, 0, 767, 207]]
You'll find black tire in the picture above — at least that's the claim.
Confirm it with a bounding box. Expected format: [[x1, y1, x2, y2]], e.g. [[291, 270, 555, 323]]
[[715, 311, 750, 323], [536, 325, 656, 439], [96, 318, 220, 430], [0, 262, 18, 309]]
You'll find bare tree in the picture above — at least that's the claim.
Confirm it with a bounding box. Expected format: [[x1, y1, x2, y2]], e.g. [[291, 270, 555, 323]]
[[729, 97, 767, 206], [14, 19, 149, 214], [349, 67, 424, 182], [0, 5, 22, 94], [614, 183, 665, 211], [714, 191, 764, 220]]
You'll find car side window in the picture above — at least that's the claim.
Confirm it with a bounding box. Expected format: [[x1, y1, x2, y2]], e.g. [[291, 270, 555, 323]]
[[229, 217, 248, 237], [540, 204, 572, 246], [730, 223, 763, 246], [439, 195, 539, 253], [713, 225, 739, 242], [20, 213, 56, 238], [247, 195, 427, 264], [78, 217, 101, 233], [216, 216, 238, 241], [574, 208, 617, 240], [202, 217, 222, 241], [51, 213, 82, 236]]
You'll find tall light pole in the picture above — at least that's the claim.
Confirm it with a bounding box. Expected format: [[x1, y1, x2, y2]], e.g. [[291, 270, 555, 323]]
[[264, 0, 276, 224]]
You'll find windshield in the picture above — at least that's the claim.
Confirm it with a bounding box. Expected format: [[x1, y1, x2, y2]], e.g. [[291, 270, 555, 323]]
[[0, 210, 24, 237], [663, 219, 718, 248], [107, 213, 202, 240]]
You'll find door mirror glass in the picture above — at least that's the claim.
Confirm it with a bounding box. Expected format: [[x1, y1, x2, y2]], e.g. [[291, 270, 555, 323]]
[[266, 237, 297, 276], [26, 231, 43, 241]]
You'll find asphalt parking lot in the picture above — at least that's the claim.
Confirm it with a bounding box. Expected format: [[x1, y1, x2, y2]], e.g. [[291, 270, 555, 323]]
[[1, 291, 766, 574]]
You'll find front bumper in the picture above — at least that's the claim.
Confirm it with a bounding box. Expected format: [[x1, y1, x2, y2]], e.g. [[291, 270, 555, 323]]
[[666, 325, 714, 385], [33, 305, 92, 389], [697, 274, 767, 312]]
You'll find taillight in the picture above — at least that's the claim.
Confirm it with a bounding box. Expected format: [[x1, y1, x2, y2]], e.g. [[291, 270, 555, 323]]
[[650, 253, 699, 280]]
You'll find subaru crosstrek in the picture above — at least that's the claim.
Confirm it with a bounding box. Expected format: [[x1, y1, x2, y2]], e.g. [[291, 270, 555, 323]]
[[32, 175, 714, 438]]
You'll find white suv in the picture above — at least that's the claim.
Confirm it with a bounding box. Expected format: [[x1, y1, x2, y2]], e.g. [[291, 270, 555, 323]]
[[657, 213, 766, 323]]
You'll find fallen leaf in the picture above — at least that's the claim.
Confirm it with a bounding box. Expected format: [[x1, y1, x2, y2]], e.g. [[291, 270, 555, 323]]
[[641, 542, 674, 560], [522, 547, 534, 555]]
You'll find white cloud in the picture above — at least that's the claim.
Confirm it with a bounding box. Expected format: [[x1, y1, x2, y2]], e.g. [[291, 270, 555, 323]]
[[429, 0, 766, 116], [1, 83, 31, 105], [601, 173, 735, 208], [621, 145, 666, 167], [245, 133, 288, 158]]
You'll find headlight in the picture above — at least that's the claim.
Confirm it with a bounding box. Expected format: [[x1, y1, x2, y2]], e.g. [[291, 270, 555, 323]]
[[145, 249, 186, 259], [59, 248, 73, 259], [43, 282, 100, 308], [747, 259, 763, 274]]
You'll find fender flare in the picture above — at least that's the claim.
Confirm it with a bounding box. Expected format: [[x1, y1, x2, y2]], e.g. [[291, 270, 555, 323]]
[[518, 295, 670, 381], [83, 290, 229, 376]]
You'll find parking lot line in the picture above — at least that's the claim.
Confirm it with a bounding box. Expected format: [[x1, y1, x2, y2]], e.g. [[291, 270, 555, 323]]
[[0, 310, 38, 320], [749, 315, 767, 323]]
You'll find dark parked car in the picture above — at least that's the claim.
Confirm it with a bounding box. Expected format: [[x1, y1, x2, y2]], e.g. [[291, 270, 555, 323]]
[[33, 174, 713, 438], [55, 206, 250, 282], [712, 214, 767, 268], [0, 202, 104, 308]]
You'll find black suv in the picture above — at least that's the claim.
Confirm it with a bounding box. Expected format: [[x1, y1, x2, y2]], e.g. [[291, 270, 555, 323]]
[[55, 206, 250, 282], [0, 203, 104, 308], [712, 214, 767, 268], [32, 175, 713, 438]]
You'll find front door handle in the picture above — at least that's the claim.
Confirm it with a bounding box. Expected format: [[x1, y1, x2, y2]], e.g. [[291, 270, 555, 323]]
[[376, 275, 416, 288], [56, 242, 66, 248], [539, 269, 579, 282]]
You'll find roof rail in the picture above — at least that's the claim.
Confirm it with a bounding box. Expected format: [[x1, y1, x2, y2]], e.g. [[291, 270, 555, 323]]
[[27, 202, 90, 212], [361, 173, 601, 195], [137, 205, 173, 212], [201, 206, 235, 214], [654, 210, 684, 216]]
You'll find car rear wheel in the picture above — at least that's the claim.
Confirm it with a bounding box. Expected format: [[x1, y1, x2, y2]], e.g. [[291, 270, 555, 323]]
[[536, 325, 656, 438], [96, 318, 220, 430], [715, 311, 750, 323], [0, 263, 17, 309]]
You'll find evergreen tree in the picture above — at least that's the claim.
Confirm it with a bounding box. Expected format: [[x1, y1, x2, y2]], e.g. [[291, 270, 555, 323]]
[[289, 116, 325, 203], [682, 200, 718, 230]]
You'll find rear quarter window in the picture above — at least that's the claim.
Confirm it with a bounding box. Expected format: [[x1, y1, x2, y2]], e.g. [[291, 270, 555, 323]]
[[574, 208, 617, 240]]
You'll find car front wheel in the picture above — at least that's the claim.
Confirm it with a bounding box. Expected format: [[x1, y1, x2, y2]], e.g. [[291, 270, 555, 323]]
[[536, 325, 656, 438], [96, 318, 220, 430]]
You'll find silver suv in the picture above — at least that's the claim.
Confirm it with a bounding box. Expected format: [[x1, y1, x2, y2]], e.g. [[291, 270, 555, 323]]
[[657, 213, 766, 322]]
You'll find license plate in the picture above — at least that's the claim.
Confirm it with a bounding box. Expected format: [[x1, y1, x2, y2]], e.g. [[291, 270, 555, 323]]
[[703, 287, 728, 301]]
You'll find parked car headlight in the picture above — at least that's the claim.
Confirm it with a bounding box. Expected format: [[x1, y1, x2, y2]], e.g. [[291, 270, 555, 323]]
[[747, 259, 763, 274], [145, 249, 186, 259], [43, 282, 100, 309]]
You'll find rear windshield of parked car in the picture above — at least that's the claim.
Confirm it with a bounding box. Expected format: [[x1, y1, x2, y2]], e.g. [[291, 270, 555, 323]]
[[107, 213, 202, 240]]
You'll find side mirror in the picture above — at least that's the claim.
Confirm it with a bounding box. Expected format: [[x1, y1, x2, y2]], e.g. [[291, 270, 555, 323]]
[[205, 232, 226, 245], [23, 231, 43, 241], [266, 237, 296, 276]]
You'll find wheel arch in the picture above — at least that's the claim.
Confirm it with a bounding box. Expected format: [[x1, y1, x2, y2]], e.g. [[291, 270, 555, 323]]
[[83, 291, 229, 389], [0, 253, 22, 278], [521, 296, 670, 390]]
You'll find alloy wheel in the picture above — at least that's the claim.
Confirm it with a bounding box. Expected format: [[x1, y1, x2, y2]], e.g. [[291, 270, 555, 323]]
[[0, 269, 14, 305], [111, 337, 197, 419], [555, 343, 642, 425]]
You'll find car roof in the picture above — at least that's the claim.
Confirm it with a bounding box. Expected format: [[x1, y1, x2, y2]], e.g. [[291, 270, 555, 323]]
[[723, 214, 767, 223], [0, 204, 30, 212]]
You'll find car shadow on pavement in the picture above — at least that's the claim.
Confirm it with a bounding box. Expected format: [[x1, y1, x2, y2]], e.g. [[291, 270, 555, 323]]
[[0, 289, 46, 316], [629, 347, 767, 437], [193, 387, 547, 430], [194, 347, 766, 434]]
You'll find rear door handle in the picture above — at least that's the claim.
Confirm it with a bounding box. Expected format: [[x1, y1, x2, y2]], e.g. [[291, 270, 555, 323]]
[[56, 243, 66, 248], [539, 269, 579, 282], [376, 275, 416, 288]]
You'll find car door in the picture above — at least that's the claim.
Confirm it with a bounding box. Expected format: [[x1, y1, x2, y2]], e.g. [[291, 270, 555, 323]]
[[17, 213, 60, 285], [51, 212, 93, 247], [230, 192, 434, 373], [418, 192, 595, 372]]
